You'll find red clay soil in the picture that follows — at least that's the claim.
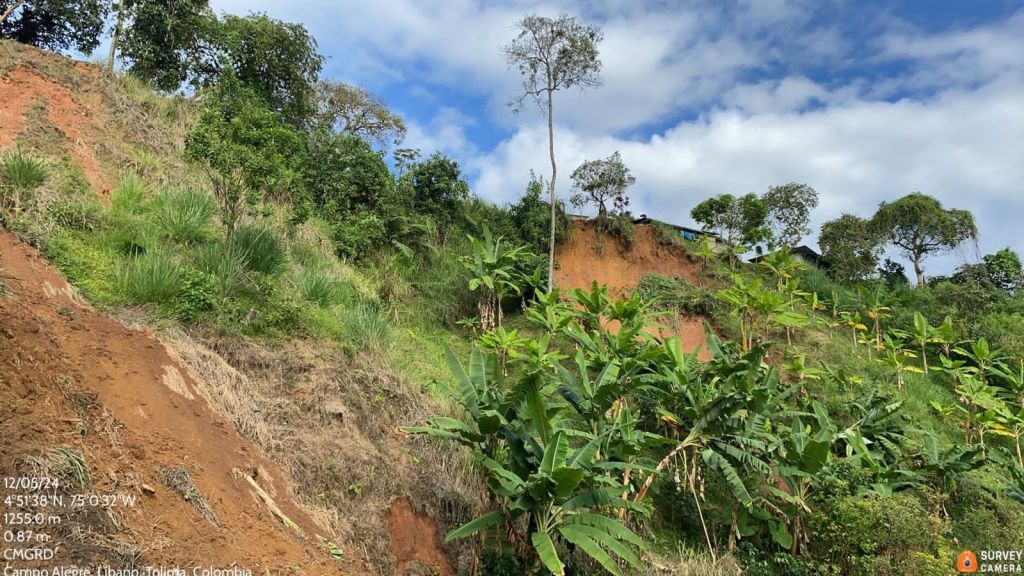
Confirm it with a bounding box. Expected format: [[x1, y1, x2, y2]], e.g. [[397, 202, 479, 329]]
[[0, 231, 353, 574], [555, 220, 711, 360], [0, 65, 109, 191], [386, 498, 455, 576]]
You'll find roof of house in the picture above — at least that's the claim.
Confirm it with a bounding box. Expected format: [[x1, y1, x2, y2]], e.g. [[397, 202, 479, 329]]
[[748, 245, 822, 263]]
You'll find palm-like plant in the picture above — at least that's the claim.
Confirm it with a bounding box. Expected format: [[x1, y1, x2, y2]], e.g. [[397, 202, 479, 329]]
[[877, 332, 923, 390], [463, 226, 534, 331], [910, 312, 940, 374]]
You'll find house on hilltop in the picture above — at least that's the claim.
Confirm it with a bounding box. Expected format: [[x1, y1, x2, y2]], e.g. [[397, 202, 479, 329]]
[[748, 245, 822, 266]]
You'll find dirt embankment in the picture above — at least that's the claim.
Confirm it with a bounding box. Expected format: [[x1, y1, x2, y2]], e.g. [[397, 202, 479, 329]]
[[0, 231, 347, 573], [554, 220, 711, 360]]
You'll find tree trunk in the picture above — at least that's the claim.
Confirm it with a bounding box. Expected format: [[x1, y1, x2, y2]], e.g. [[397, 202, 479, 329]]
[[107, 0, 127, 70], [913, 255, 925, 287], [0, 0, 26, 24], [545, 86, 557, 293]]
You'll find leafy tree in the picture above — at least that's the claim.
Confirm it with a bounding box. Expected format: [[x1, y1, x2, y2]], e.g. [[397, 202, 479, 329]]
[[763, 182, 818, 249], [509, 172, 571, 266], [690, 193, 767, 247], [200, 13, 323, 126], [107, 0, 216, 92], [872, 193, 977, 286], [313, 80, 406, 147], [818, 214, 882, 283], [185, 72, 302, 236], [0, 0, 106, 52], [504, 13, 603, 291], [409, 152, 470, 234], [569, 151, 634, 219], [877, 258, 909, 289], [984, 248, 1023, 293], [392, 147, 420, 177]]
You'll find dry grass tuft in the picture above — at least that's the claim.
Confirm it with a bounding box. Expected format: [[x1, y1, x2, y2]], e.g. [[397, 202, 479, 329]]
[[160, 465, 221, 526]]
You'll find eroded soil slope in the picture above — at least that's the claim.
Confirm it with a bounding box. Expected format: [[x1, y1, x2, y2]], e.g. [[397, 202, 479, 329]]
[[555, 220, 711, 359], [0, 231, 346, 573]]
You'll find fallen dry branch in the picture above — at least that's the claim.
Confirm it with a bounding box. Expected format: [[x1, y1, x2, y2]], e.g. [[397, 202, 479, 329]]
[[233, 468, 305, 539]]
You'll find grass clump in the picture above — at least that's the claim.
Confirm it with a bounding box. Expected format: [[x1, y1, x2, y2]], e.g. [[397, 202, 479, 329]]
[[299, 270, 350, 307], [338, 304, 390, 351], [111, 173, 150, 214], [155, 189, 215, 244], [193, 241, 248, 296], [230, 224, 287, 275], [1, 149, 48, 213], [116, 249, 181, 304]]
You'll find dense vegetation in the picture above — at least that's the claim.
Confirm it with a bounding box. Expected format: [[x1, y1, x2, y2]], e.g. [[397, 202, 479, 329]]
[[2, 5, 1024, 576]]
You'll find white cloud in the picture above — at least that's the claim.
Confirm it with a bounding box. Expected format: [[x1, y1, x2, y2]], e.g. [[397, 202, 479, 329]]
[[471, 75, 1024, 272]]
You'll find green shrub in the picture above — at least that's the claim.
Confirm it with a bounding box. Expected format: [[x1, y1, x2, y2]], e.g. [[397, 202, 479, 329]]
[[332, 210, 387, 259], [230, 225, 287, 275], [47, 196, 104, 232], [947, 484, 1024, 551], [116, 250, 181, 304], [174, 268, 217, 321], [807, 493, 947, 576], [111, 173, 149, 214], [651, 220, 686, 248], [156, 189, 215, 244], [593, 213, 635, 251], [194, 241, 248, 296]]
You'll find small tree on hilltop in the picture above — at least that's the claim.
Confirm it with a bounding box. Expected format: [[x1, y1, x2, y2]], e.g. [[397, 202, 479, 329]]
[[871, 193, 977, 287], [690, 193, 768, 247], [569, 151, 635, 219], [763, 182, 819, 249], [504, 13, 603, 292], [818, 214, 883, 284]]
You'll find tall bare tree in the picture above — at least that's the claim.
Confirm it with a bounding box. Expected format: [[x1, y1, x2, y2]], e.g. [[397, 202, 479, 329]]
[[504, 13, 603, 291]]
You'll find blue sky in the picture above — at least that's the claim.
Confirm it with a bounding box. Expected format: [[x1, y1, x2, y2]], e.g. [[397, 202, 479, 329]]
[[211, 0, 1024, 276]]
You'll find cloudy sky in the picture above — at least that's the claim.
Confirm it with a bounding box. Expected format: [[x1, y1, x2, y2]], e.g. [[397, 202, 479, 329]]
[[214, 0, 1024, 274]]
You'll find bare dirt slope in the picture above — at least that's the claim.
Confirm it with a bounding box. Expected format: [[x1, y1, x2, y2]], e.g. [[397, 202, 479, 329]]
[[0, 230, 348, 573], [555, 220, 711, 360]]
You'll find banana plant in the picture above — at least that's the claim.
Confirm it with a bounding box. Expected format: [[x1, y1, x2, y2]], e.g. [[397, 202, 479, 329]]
[[480, 326, 529, 375], [408, 347, 648, 576], [916, 433, 986, 517], [858, 284, 893, 349], [954, 337, 1004, 384], [839, 310, 868, 348], [910, 312, 940, 374], [934, 315, 958, 357], [877, 333, 923, 390], [463, 226, 534, 331], [765, 403, 837, 555]]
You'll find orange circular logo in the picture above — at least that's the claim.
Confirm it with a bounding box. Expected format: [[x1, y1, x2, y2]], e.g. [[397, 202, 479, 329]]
[[958, 551, 979, 573]]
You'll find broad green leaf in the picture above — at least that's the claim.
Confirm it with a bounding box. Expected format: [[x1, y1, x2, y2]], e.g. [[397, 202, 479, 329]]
[[558, 525, 621, 576], [541, 431, 569, 476], [532, 531, 564, 576], [551, 467, 585, 498], [563, 513, 645, 547], [769, 520, 793, 549], [446, 346, 479, 417], [445, 510, 502, 542]]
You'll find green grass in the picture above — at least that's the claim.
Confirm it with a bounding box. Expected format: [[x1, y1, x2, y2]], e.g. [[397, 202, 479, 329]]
[[155, 189, 215, 244], [111, 173, 149, 214], [2, 149, 48, 190], [230, 224, 287, 275], [115, 249, 181, 304], [193, 241, 248, 296]]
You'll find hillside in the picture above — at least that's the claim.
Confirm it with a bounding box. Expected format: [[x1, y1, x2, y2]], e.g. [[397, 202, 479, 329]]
[[0, 40, 470, 576], [3, 31, 1024, 576]]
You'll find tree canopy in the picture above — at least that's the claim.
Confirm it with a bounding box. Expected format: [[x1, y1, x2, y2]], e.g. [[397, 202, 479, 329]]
[[872, 192, 977, 286], [111, 0, 216, 92], [202, 13, 323, 126], [569, 151, 634, 218], [690, 193, 768, 246], [763, 182, 819, 249], [0, 0, 106, 52], [819, 214, 883, 283], [314, 80, 406, 147]]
